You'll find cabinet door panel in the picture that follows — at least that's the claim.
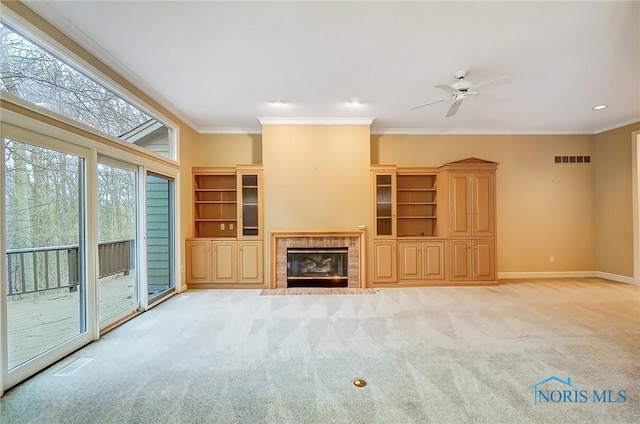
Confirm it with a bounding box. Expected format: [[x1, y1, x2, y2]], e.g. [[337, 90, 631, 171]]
[[450, 241, 472, 280], [473, 240, 495, 280], [186, 241, 211, 283], [372, 172, 396, 238], [372, 241, 396, 283], [238, 242, 263, 284], [451, 175, 471, 236], [238, 170, 262, 239], [398, 242, 421, 281], [423, 242, 445, 280], [212, 242, 237, 283], [473, 174, 495, 236]]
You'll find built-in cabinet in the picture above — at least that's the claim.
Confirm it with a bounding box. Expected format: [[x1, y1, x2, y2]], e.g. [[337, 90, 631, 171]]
[[372, 240, 396, 283], [449, 172, 495, 237], [398, 240, 445, 281], [371, 158, 498, 286], [186, 166, 264, 287], [450, 239, 495, 281]]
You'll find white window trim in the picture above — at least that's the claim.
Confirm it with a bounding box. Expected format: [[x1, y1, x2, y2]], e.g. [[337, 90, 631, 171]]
[[1, 100, 178, 174]]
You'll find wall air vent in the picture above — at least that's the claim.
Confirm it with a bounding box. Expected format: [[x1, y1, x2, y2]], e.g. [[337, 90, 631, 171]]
[[554, 156, 591, 164]]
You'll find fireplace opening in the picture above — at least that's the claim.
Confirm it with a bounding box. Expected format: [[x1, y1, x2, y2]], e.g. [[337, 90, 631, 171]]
[[287, 247, 348, 288]]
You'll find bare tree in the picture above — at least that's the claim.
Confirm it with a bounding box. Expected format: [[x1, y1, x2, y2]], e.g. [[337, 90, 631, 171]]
[[1, 23, 150, 137]]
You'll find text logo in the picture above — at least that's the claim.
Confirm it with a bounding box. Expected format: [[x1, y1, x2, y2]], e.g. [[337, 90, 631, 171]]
[[528, 376, 627, 405]]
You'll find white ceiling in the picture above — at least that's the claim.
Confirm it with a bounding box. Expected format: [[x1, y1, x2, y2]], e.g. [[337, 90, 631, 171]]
[[23, 1, 640, 134]]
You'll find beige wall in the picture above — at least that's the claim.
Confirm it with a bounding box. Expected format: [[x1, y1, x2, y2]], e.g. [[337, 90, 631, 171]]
[[184, 128, 640, 280], [262, 125, 370, 230], [262, 125, 371, 280], [374, 134, 597, 273], [188, 134, 262, 168], [594, 122, 640, 277]]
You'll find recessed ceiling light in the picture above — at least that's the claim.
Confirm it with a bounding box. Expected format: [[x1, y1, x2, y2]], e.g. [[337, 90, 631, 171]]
[[270, 100, 287, 106], [592, 104, 607, 110], [347, 99, 363, 107]]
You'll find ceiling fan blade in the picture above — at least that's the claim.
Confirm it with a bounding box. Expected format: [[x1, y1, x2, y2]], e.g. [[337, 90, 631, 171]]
[[471, 76, 510, 91], [410, 96, 450, 111], [434, 84, 460, 94], [445, 100, 462, 118]]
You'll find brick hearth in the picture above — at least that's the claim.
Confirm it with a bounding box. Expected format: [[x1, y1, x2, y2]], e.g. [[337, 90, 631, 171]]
[[269, 231, 365, 289]]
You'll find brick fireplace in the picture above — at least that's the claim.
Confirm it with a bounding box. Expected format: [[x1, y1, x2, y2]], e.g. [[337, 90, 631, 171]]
[[269, 230, 366, 289]]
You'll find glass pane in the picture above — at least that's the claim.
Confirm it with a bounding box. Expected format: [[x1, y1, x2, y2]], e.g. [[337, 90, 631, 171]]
[[4, 138, 85, 369], [146, 173, 174, 301], [376, 202, 391, 218], [0, 22, 174, 159], [97, 163, 138, 321], [243, 205, 259, 226], [242, 174, 258, 187], [377, 218, 392, 236], [376, 186, 391, 203], [242, 183, 259, 236], [376, 174, 391, 185]]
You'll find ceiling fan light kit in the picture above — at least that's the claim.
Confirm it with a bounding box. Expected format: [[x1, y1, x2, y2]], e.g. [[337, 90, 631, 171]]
[[411, 70, 509, 117]]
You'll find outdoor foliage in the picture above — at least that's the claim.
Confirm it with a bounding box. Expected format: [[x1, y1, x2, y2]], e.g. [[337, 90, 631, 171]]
[[0, 22, 151, 137]]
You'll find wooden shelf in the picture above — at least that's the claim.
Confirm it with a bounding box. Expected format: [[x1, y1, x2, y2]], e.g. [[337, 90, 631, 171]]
[[196, 201, 236, 204], [398, 216, 436, 219], [193, 172, 238, 238], [397, 174, 437, 237]]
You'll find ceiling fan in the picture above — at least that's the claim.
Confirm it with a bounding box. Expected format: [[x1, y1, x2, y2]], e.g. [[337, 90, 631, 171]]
[[411, 70, 509, 118]]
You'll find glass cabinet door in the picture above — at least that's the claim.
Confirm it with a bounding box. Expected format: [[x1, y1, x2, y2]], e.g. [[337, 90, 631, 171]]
[[373, 172, 395, 237], [238, 170, 261, 239]]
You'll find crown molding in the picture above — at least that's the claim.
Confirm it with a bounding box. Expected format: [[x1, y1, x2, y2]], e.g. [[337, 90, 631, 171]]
[[196, 121, 640, 136], [257, 117, 376, 126], [594, 117, 640, 134], [370, 128, 592, 135], [199, 127, 262, 135]]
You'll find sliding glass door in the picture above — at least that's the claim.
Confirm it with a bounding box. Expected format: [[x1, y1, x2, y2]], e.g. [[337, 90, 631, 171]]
[[3, 134, 90, 375], [145, 172, 174, 303], [97, 159, 138, 325], [1, 124, 179, 392]]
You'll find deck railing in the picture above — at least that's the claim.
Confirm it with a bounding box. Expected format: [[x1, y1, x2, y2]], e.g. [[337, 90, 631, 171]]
[[6, 239, 135, 296]]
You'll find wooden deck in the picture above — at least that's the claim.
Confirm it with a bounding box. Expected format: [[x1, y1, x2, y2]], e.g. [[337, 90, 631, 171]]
[[6, 274, 137, 369]]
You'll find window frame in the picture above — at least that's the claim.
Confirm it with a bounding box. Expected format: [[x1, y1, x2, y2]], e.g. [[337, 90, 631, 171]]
[[0, 8, 180, 163]]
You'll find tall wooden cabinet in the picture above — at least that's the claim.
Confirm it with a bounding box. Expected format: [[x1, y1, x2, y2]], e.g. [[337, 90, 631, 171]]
[[186, 166, 264, 288], [370, 158, 498, 286], [449, 172, 495, 237], [442, 158, 497, 282]]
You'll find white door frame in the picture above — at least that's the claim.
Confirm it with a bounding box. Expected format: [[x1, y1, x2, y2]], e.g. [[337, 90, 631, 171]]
[[632, 131, 640, 284]]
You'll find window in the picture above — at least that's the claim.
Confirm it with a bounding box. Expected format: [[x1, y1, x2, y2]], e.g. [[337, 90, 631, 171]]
[[0, 22, 175, 159]]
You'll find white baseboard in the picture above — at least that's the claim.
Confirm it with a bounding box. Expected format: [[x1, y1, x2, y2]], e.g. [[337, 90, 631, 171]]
[[498, 271, 597, 279], [595, 271, 636, 284], [498, 271, 636, 284]]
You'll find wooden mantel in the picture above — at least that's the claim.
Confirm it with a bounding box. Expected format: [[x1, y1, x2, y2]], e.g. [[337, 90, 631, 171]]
[[269, 230, 367, 289]]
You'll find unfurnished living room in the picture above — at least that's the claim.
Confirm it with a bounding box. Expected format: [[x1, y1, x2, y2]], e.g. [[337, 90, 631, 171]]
[[0, 1, 639, 423]]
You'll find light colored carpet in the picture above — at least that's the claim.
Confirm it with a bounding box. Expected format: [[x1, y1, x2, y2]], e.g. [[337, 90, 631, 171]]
[[1, 278, 638, 424], [260, 287, 376, 295]]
